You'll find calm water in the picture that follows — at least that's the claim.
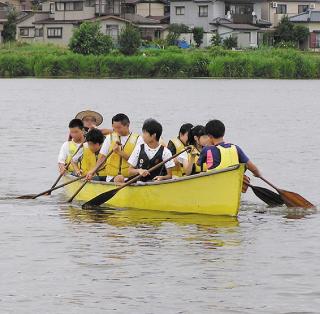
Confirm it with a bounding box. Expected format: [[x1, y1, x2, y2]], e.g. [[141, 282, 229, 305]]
[[0, 79, 319, 313]]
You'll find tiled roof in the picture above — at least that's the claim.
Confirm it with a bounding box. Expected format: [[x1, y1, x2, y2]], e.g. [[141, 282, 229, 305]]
[[290, 10, 320, 22]]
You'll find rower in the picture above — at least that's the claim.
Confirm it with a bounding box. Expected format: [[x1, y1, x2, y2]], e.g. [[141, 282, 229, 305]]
[[127, 119, 175, 182], [85, 113, 142, 182], [58, 119, 85, 175], [197, 119, 261, 179], [71, 129, 107, 181], [167, 123, 193, 178], [185, 125, 209, 175]]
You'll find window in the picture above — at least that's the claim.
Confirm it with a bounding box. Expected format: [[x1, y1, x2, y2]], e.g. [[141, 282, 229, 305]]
[[47, 27, 62, 38], [85, 0, 95, 6], [298, 4, 309, 13], [49, 2, 54, 13], [19, 27, 30, 37], [199, 5, 208, 17], [35, 28, 43, 37], [55, 2, 64, 10], [106, 24, 119, 40], [175, 6, 185, 15], [65, 1, 83, 10], [276, 4, 287, 14]]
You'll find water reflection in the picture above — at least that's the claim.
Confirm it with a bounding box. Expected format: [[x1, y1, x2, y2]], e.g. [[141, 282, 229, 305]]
[[61, 206, 241, 249]]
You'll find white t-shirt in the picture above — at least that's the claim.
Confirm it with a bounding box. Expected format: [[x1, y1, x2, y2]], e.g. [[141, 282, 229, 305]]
[[176, 151, 188, 165], [58, 141, 83, 164], [128, 143, 175, 169], [100, 133, 144, 156]]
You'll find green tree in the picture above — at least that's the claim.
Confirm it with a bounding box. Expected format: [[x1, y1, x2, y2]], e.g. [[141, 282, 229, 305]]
[[69, 22, 113, 55], [210, 33, 222, 46], [193, 27, 204, 48], [274, 16, 295, 43], [2, 10, 17, 42], [118, 24, 141, 55], [294, 24, 309, 47], [223, 36, 237, 49], [166, 23, 189, 46]]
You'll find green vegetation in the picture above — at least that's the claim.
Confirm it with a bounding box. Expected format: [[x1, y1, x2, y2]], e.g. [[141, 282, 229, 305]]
[[118, 24, 141, 56], [1, 42, 320, 78], [2, 10, 17, 42], [69, 22, 113, 55], [193, 27, 204, 48]]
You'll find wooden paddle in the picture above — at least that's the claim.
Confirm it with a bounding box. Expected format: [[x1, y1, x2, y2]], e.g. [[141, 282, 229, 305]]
[[17, 175, 86, 199], [260, 176, 314, 209], [67, 150, 113, 203], [18, 142, 84, 199], [248, 184, 284, 207], [82, 146, 192, 209]]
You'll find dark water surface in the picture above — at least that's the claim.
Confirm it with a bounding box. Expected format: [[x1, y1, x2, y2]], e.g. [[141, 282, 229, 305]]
[[0, 79, 319, 313]]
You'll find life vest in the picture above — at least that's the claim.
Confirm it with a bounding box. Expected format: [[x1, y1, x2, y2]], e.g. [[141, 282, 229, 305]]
[[189, 148, 207, 175], [214, 144, 239, 170], [79, 146, 107, 176], [137, 144, 166, 182], [66, 141, 79, 173], [106, 132, 139, 178], [170, 138, 185, 177]]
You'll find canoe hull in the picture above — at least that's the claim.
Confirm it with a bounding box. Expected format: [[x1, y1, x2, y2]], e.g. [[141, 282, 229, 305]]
[[63, 164, 244, 216]]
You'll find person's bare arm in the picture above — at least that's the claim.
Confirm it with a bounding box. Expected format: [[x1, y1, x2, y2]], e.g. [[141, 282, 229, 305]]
[[129, 166, 150, 177], [58, 163, 66, 175], [71, 161, 82, 176], [154, 168, 172, 181], [246, 160, 261, 177], [100, 128, 113, 136]]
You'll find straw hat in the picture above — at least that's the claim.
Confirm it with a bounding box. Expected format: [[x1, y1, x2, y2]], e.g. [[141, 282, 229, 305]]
[[75, 110, 103, 126]]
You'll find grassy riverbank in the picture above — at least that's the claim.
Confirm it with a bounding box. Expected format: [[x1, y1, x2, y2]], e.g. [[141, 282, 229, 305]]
[[1, 42, 320, 79]]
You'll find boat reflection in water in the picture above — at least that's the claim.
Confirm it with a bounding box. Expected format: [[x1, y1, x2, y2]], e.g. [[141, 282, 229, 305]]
[[61, 206, 241, 249]]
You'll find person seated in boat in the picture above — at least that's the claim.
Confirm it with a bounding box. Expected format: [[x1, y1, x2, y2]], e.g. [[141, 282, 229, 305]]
[[85, 113, 143, 182], [58, 118, 85, 175], [197, 119, 261, 178], [74, 110, 112, 137], [126, 118, 175, 182], [185, 125, 209, 175], [167, 123, 193, 178], [71, 129, 108, 181]]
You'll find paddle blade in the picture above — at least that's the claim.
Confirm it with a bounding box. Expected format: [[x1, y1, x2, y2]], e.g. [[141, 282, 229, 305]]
[[250, 185, 284, 207], [279, 190, 314, 209], [16, 194, 37, 199], [82, 188, 118, 209]]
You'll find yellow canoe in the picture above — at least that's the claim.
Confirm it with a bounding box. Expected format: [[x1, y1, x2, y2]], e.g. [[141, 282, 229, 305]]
[[63, 164, 244, 216]]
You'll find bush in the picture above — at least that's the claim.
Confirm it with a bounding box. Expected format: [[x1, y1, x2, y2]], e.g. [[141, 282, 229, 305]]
[[193, 27, 204, 48], [0, 55, 33, 77], [166, 23, 190, 46], [69, 22, 113, 55], [155, 54, 188, 77], [210, 33, 222, 47], [223, 36, 237, 49], [188, 54, 209, 77], [118, 24, 141, 56]]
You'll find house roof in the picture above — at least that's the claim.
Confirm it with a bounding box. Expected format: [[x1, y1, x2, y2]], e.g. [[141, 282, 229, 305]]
[[124, 13, 160, 24], [222, 23, 260, 30], [211, 16, 270, 28], [33, 18, 82, 24], [290, 10, 320, 22]]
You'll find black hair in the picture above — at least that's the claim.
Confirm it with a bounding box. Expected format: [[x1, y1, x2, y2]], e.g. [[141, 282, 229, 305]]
[[69, 118, 84, 130], [112, 113, 130, 126], [188, 125, 206, 146], [179, 123, 193, 136], [142, 118, 162, 141], [85, 129, 104, 145], [205, 120, 225, 138]]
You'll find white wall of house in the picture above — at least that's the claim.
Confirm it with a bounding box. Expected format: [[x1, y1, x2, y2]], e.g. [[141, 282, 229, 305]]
[[42, 23, 75, 45], [136, 2, 165, 17], [170, 0, 225, 32], [261, 1, 320, 26], [179, 31, 213, 47]]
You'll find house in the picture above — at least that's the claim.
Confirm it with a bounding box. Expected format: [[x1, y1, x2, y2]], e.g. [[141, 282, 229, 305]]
[[290, 9, 320, 49], [16, 0, 168, 45], [170, 0, 271, 47], [261, 0, 320, 26]]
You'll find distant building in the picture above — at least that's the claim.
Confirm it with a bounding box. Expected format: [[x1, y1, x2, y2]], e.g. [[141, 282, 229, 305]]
[[16, 0, 169, 45]]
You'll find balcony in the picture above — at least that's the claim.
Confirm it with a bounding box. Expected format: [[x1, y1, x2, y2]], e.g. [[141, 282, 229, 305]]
[[232, 13, 253, 24]]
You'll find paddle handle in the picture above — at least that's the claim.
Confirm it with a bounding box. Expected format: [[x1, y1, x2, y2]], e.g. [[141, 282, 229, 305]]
[[47, 142, 85, 195], [116, 146, 192, 191], [259, 176, 280, 193], [32, 175, 86, 199]]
